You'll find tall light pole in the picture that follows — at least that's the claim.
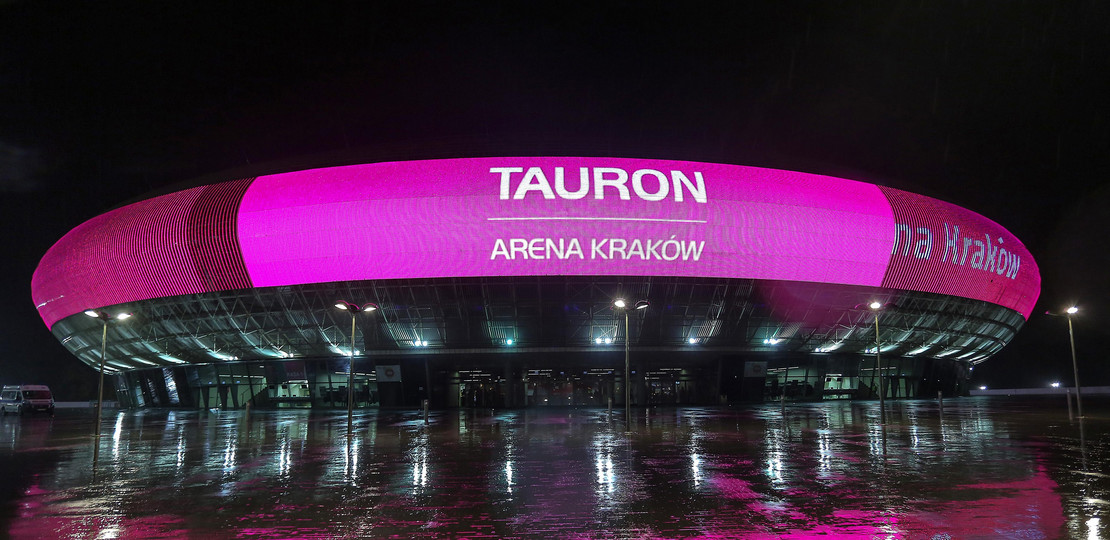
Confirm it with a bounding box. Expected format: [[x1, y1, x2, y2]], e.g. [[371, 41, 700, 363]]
[[614, 298, 649, 425], [84, 309, 132, 440], [335, 301, 379, 436], [868, 301, 886, 422], [1066, 307, 1082, 418], [1045, 306, 1083, 418], [1046, 305, 1084, 420]]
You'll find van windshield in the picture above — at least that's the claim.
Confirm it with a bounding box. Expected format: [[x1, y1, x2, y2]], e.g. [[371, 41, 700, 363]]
[[23, 390, 51, 400]]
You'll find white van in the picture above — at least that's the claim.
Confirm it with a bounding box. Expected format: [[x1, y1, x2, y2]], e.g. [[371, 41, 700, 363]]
[[0, 385, 55, 416]]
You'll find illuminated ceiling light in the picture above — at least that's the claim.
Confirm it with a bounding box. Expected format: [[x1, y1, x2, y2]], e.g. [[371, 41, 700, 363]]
[[335, 302, 349, 310], [116, 313, 132, 320], [634, 300, 649, 310], [762, 338, 782, 345], [506, 339, 513, 346], [869, 301, 882, 310], [613, 299, 627, 309], [84, 310, 98, 318], [688, 338, 697, 344], [595, 337, 602, 344], [1051, 382, 1061, 388], [362, 304, 377, 312], [604, 338, 612, 344]]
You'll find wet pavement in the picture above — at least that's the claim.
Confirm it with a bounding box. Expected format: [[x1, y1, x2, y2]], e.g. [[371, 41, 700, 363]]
[[0, 397, 1106, 539]]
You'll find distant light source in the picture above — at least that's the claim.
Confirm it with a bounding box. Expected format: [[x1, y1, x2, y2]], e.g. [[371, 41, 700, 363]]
[[595, 337, 602, 344], [979, 385, 987, 390], [604, 338, 612, 345], [1067, 306, 1079, 315], [869, 301, 882, 310], [506, 339, 513, 346], [688, 338, 697, 344], [1051, 382, 1061, 388], [613, 299, 627, 309], [762, 338, 782, 345]]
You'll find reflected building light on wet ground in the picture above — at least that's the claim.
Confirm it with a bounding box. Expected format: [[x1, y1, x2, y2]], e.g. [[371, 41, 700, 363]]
[[595, 453, 615, 494], [594, 435, 617, 497], [343, 437, 360, 481], [816, 429, 833, 477], [112, 412, 125, 459], [277, 434, 292, 477], [690, 452, 702, 488], [411, 431, 429, 491], [222, 433, 237, 475], [764, 428, 785, 484], [505, 460, 514, 494], [867, 424, 884, 458], [1088, 517, 1100, 540], [176, 434, 186, 470]]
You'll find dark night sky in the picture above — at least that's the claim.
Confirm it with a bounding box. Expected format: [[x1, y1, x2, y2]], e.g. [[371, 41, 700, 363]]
[[1, 2, 1108, 398]]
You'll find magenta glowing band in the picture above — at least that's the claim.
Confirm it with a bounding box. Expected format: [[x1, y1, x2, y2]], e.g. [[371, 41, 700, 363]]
[[31, 157, 1040, 329]]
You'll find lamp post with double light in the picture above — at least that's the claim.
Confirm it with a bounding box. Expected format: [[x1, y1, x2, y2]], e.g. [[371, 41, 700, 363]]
[[614, 298, 649, 425], [84, 309, 132, 439], [335, 301, 379, 434]]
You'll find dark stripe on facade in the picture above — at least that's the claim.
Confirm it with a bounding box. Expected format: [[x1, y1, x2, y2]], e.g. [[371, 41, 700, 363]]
[[187, 178, 255, 291]]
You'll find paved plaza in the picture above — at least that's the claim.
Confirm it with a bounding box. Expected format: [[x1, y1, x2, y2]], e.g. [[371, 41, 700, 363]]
[[0, 397, 1105, 538]]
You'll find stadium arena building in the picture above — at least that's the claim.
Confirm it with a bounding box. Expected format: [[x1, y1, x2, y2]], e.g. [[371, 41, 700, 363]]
[[32, 157, 1040, 409]]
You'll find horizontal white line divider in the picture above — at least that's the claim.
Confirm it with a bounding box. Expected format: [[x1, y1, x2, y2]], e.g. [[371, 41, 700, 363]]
[[487, 217, 707, 223]]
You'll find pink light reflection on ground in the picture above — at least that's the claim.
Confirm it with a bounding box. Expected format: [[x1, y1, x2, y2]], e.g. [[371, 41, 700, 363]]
[[0, 404, 1083, 539]]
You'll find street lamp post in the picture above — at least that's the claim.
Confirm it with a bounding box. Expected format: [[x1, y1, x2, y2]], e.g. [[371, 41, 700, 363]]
[[614, 299, 649, 425], [868, 301, 886, 422], [84, 310, 132, 440], [335, 301, 379, 435], [1066, 306, 1083, 418], [1046, 306, 1083, 419]]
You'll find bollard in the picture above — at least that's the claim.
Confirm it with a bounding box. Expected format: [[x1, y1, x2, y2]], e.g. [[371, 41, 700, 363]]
[[1066, 389, 1074, 421], [423, 399, 429, 425]]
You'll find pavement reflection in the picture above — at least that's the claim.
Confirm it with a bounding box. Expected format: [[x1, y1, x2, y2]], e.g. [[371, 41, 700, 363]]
[[0, 397, 1104, 538]]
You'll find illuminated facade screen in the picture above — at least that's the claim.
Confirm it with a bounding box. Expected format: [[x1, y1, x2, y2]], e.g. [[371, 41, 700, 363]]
[[31, 158, 1040, 408]]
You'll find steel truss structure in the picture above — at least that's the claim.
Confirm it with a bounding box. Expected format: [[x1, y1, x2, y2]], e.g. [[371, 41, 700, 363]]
[[50, 276, 1024, 378]]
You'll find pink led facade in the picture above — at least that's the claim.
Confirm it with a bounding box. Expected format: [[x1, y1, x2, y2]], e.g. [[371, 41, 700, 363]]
[[32, 158, 1040, 329]]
